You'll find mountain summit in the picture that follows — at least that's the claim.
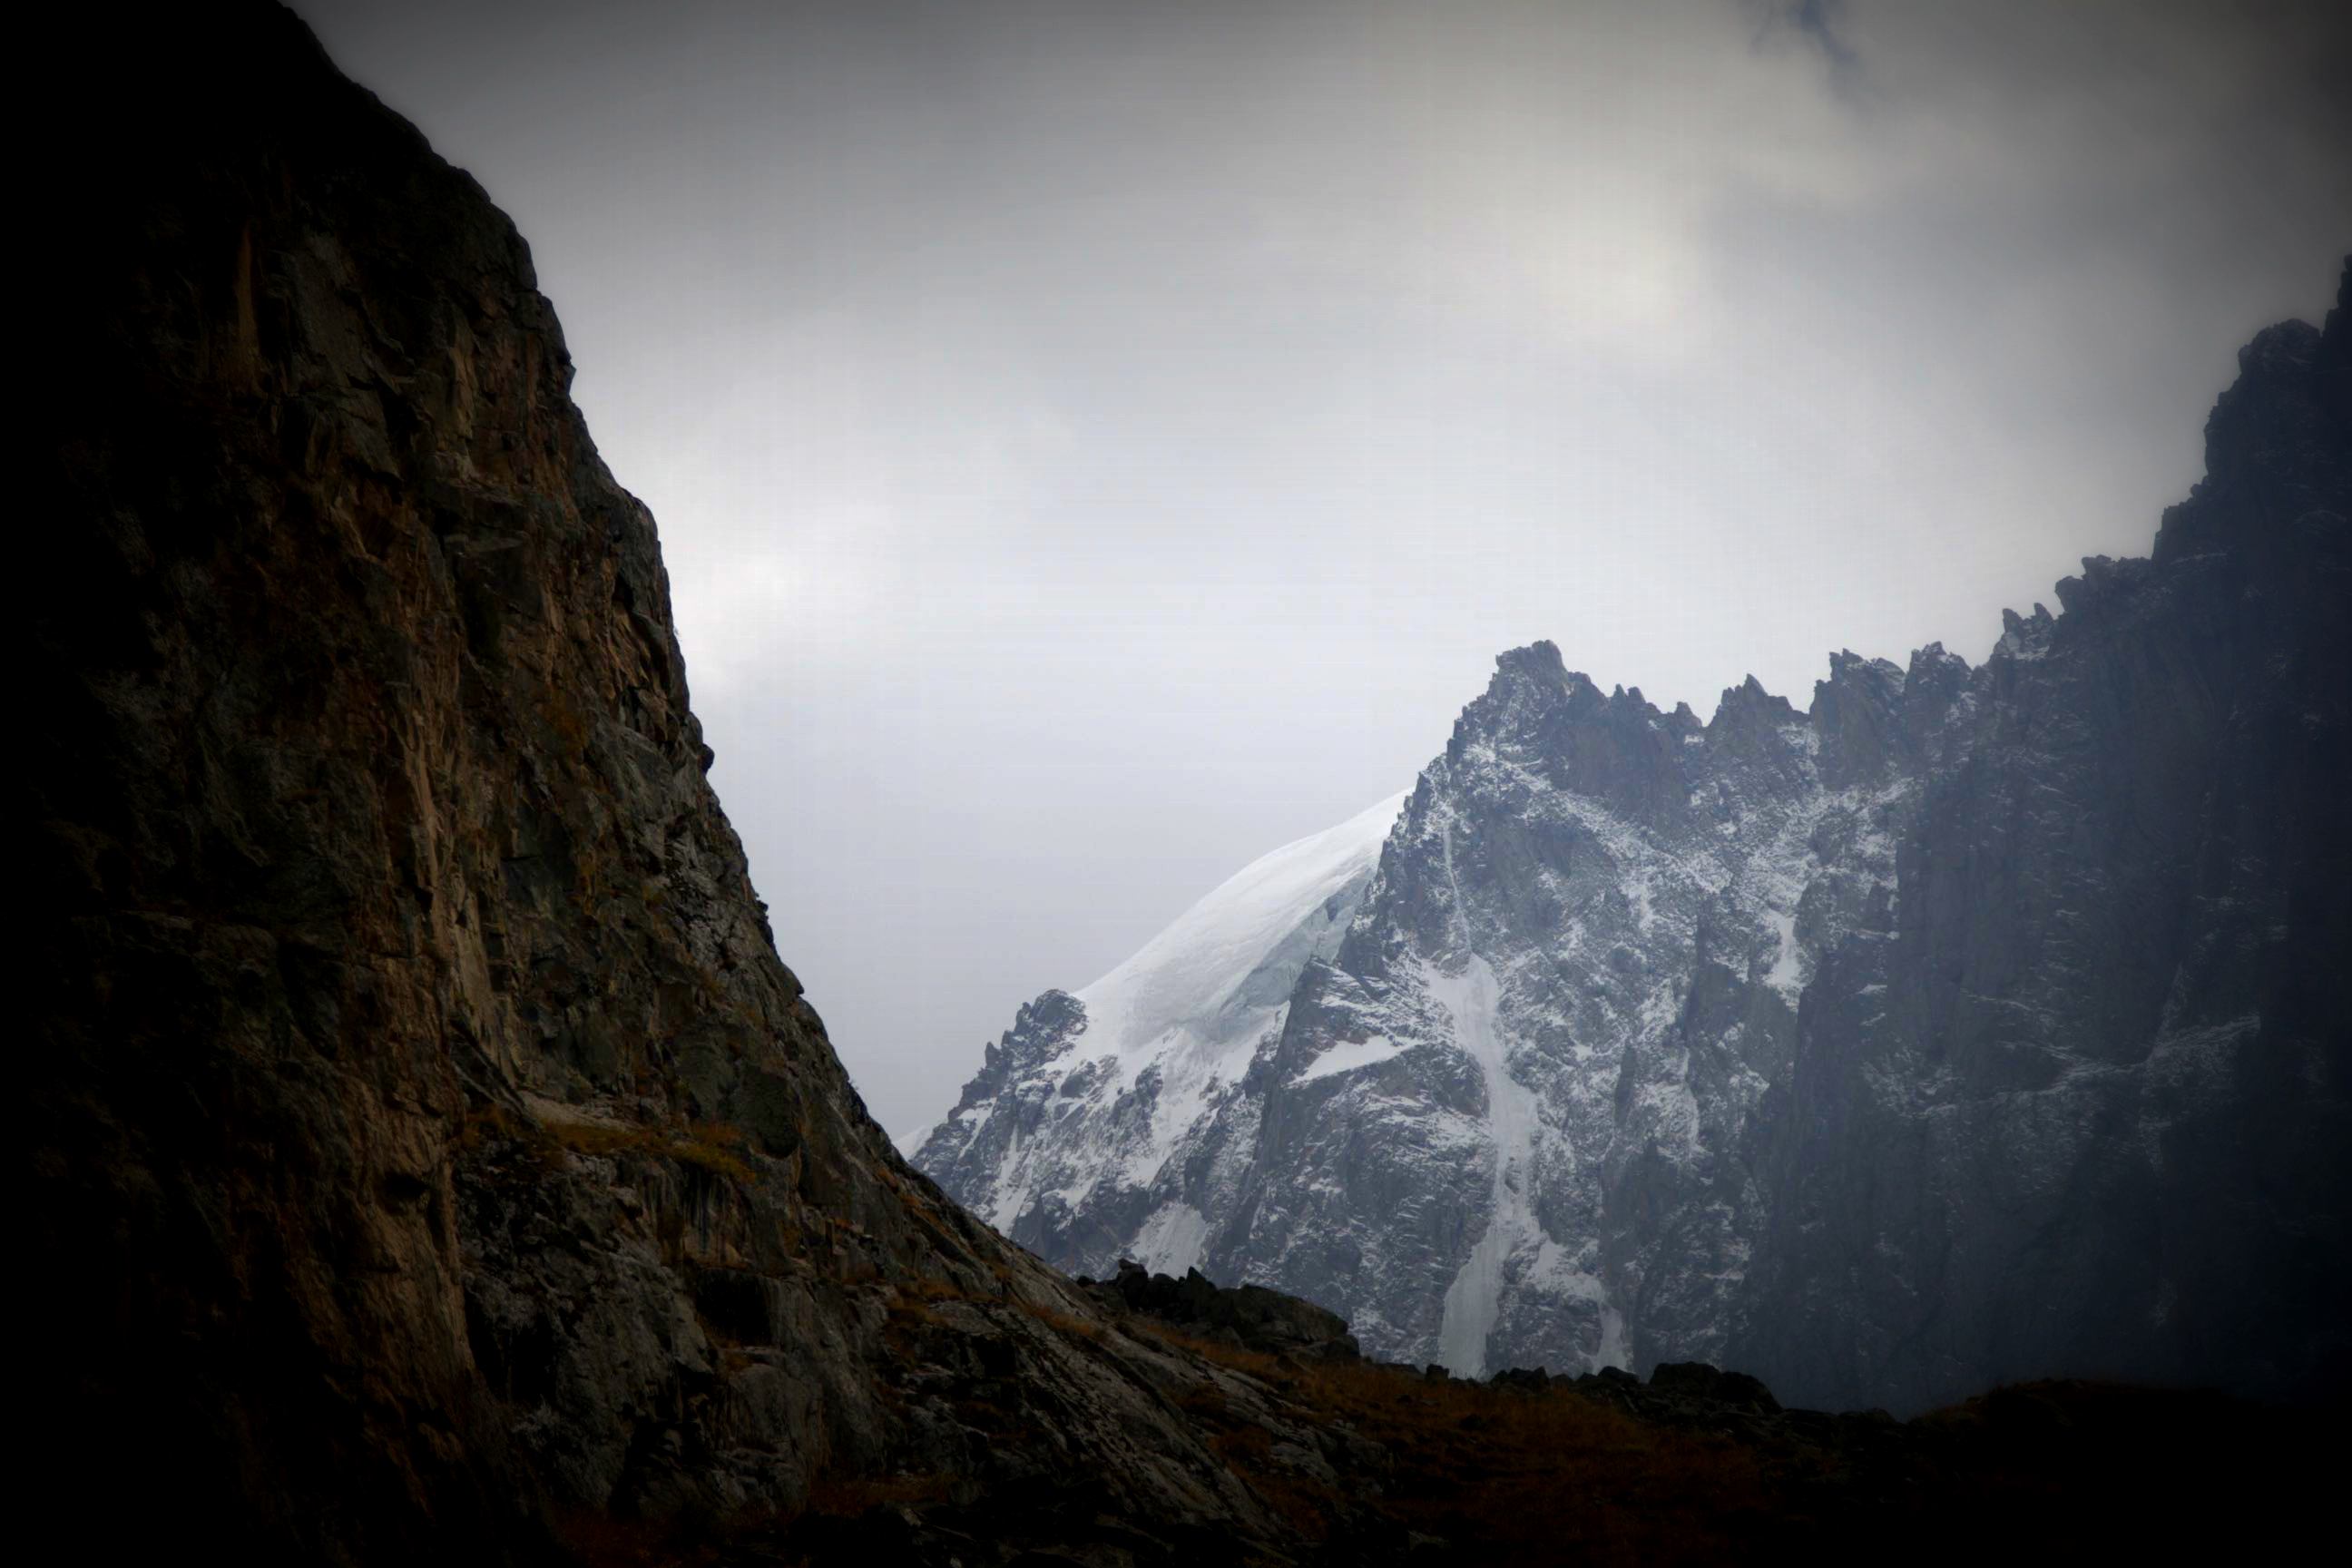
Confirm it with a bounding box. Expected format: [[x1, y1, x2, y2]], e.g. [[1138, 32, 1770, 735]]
[[916, 791, 1406, 1272], [922, 260, 2352, 1412]]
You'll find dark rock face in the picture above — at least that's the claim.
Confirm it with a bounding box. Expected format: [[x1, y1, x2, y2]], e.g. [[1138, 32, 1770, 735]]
[[924, 262, 2352, 1413], [27, 7, 1361, 1563], [1745, 297, 2352, 1411]]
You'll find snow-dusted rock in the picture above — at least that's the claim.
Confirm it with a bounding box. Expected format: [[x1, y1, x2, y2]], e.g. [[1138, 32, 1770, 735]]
[[915, 792, 1408, 1277], [920, 265, 2352, 1413]]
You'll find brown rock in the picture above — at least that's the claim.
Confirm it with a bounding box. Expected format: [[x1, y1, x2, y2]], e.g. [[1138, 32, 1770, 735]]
[[31, 5, 1338, 1563]]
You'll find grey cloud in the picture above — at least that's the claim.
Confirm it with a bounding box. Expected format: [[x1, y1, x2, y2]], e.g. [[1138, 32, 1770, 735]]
[[291, 0, 2348, 1140], [1750, 0, 1861, 83]]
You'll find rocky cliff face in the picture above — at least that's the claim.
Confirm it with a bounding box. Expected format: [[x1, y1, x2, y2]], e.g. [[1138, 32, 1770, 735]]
[[923, 266, 2352, 1412], [1741, 299, 2352, 1410], [28, 8, 1377, 1563]]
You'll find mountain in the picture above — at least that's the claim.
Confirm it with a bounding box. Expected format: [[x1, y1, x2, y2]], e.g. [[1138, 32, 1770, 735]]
[[920, 260, 2352, 1412], [28, 7, 1388, 1561], [33, 3, 2347, 1558], [916, 792, 1406, 1276]]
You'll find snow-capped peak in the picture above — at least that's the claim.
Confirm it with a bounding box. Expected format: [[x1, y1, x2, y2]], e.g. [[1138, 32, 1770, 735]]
[[910, 791, 1408, 1264], [1075, 790, 1409, 1065]]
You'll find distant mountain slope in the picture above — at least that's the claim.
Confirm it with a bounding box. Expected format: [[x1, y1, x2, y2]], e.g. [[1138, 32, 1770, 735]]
[[915, 792, 1406, 1275], [921, 260, 2352, 1412]]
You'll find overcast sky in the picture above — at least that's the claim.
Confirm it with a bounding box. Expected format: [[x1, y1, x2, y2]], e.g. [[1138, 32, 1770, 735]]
[[294, 0, 2347, 1142]]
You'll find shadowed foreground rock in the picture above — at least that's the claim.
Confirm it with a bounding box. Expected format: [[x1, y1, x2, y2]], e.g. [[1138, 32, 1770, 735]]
[[32, 5, 1357, 1562], [27, 4, 2339, 1563]]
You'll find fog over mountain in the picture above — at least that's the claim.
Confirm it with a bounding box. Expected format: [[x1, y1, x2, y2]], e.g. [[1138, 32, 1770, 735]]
[[293, 0, 2350, 1142]]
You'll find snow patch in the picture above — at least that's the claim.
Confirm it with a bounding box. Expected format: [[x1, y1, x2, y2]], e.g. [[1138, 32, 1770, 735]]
[[1431, 951, 1528, 1378], [1130, 1200, 1212, 1277], [1298, 1036, 1408, 1083], [1430, 812, 1560, 1379], [1763, 906, 1802, 1000]]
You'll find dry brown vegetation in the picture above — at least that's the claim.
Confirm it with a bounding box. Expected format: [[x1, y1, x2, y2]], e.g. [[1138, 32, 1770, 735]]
[[881, 1273, 1112, 1348], [462, 1102, 760, 1185], [865, 1274, 1780, 1561], [801, 1472, 956, 1516], [559, 1288, 2332, 1567], [1126, 1321, 1774, 1564], [512, 1177, 2318, 1567], [550, 1119, 759, 1184]]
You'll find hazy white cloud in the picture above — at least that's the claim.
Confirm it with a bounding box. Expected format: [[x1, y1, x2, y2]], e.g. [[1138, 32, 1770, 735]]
[[297, 0, 2347, 1138]]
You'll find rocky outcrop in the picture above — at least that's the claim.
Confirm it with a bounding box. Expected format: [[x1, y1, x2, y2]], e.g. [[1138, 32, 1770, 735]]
[[923, 262, 2352, 1413], [1081, 1259, 1363, 1363]]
